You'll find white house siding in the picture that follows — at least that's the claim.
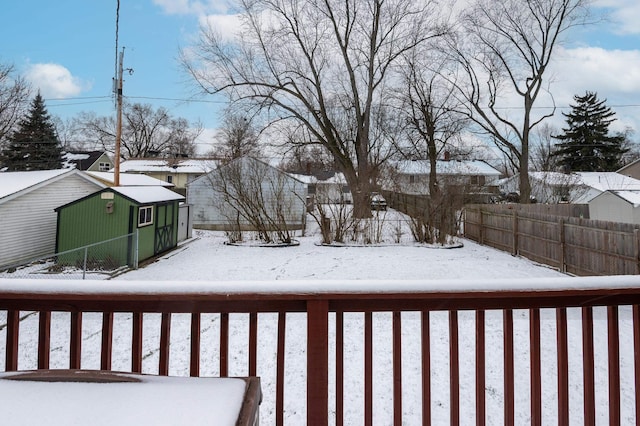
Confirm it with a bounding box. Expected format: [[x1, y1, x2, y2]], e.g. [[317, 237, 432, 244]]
[[589, 191, 640, 225], [187, 159, 307, 231], [0, 174, 103, 268]]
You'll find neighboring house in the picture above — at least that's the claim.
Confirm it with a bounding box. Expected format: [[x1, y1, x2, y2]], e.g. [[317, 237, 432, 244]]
[[575, 172, 640, 203], [85, 171, 174, 187], [499, 172, 584, 203], [119, 158, 216, 196], [393, 159, 501, 197], [500, 171, 640, 203], [187, 157, 307, 231], [0, 169, 106, 269], [589, 190, 640, 224], [617, 159, 640, 180], [289, 171, 352, 206], [63, 151, 113, 171], [55, 186, 185, 267]]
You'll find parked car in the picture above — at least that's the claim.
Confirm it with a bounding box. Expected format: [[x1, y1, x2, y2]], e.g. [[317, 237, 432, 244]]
[[370, 192, 387, 211]]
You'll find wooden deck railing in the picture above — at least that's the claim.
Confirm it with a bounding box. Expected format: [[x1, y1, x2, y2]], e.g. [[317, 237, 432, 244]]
[[2, 276, 640, 425]]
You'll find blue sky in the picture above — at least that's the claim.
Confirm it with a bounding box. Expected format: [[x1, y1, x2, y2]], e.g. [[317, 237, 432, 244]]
[[2, 0, 640, 152], [1, 0, 225, 141]]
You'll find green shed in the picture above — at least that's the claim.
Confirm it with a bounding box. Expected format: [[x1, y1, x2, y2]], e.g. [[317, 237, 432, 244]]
[[55, 186, 185, 268]]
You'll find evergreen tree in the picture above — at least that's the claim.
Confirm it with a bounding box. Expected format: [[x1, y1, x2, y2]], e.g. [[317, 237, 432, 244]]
[[552, 91, 627, 172], [0, 92, 63, 171]]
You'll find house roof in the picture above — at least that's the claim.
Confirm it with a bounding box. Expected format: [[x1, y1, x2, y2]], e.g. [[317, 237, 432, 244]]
[[119, 159, 216, 174], [396, 160, 501, 176], [507, 171, 640, 191], [613, 190, 640, 206], [288, 172, 347, 185], [86, 171, 174, 187], [192, 157, 306, 186], [573, 172, 640, 192], [527, 171, 582, 186], [0, 169, 105, 202], [593, 190, 640, 207], [112, 186, 185, 204], [63, 151, 110, 170]]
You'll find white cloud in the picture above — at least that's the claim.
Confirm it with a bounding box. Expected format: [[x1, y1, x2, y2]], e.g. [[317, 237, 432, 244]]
[[24, 63, 90, 99], [594, 0, 640, 35], [199, 13, 243, 42], [549, 46, 640, 132], [153, 0, 228, 16]]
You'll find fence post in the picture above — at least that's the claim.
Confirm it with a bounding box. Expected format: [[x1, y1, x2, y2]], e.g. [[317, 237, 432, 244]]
[[635, 229, 640, 275], [82, 247, 88, 280], [559, 218, 566, 273], [512, 210, 518, 256], [479, 208, 484, 245]]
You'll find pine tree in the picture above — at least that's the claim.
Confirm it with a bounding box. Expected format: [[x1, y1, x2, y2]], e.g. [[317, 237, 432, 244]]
[[552, 91, 627, 172], [0, 92, 63, 171]]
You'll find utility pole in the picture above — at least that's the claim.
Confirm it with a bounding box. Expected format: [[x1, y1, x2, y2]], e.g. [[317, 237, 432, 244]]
[[114, 48, 124, 187]]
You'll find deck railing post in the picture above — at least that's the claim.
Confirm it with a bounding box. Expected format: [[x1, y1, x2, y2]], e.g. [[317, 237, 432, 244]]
[[307, 299, 329, 426], [5, 310, 19, 371]]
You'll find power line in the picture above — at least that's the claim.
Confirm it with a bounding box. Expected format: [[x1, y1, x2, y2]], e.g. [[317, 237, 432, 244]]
[[46, 100, 113, 108], [42, 94, 640, 110], [126, 95, 226, 104]]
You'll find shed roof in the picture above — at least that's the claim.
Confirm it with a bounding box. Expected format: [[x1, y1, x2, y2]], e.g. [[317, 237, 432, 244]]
[[396, 160, 501, 176], [112, 186, 184, 204]]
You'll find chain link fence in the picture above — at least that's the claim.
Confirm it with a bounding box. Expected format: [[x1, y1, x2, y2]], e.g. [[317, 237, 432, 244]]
[[0, 232, 139, 280]]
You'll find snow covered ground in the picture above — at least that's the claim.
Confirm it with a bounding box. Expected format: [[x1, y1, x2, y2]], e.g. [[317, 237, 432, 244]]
[[1, 214, 637, 425]]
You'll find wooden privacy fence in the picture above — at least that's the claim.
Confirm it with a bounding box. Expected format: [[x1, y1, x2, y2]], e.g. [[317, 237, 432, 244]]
[[2, 277, 640, 425], [464, 204, 640, 276]]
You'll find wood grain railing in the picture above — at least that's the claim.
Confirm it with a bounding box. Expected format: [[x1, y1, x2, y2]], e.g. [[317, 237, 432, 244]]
[[1, 276, 640, 425]]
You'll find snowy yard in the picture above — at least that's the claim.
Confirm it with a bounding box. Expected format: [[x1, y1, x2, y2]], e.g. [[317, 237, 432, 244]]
[[1, 215, 637, 425]]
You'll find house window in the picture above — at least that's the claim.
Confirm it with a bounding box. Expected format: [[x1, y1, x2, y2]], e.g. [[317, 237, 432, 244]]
[[99, 162, 111, 171], [167, 175, 173, 184], [409, 175, 415, 184], [138, 206, 154, 227]]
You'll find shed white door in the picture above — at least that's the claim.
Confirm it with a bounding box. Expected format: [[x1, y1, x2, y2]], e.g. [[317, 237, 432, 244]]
[[178, 204, 192, 242]]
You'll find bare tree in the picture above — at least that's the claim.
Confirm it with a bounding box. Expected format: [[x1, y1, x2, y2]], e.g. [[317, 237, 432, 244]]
[[530, 122, 560, 171], [279, 142, 335, 175], [449, 0, 590, 202], [398, 46, 468, 195], [208, 157, 305, 244], [71, 103, 202, 158], [388, 46, 470, 244], [0, 63, 30, 146], [183, 0, 448, 217], [619, 127, 640, 167], [211, 108, 261, 162]]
